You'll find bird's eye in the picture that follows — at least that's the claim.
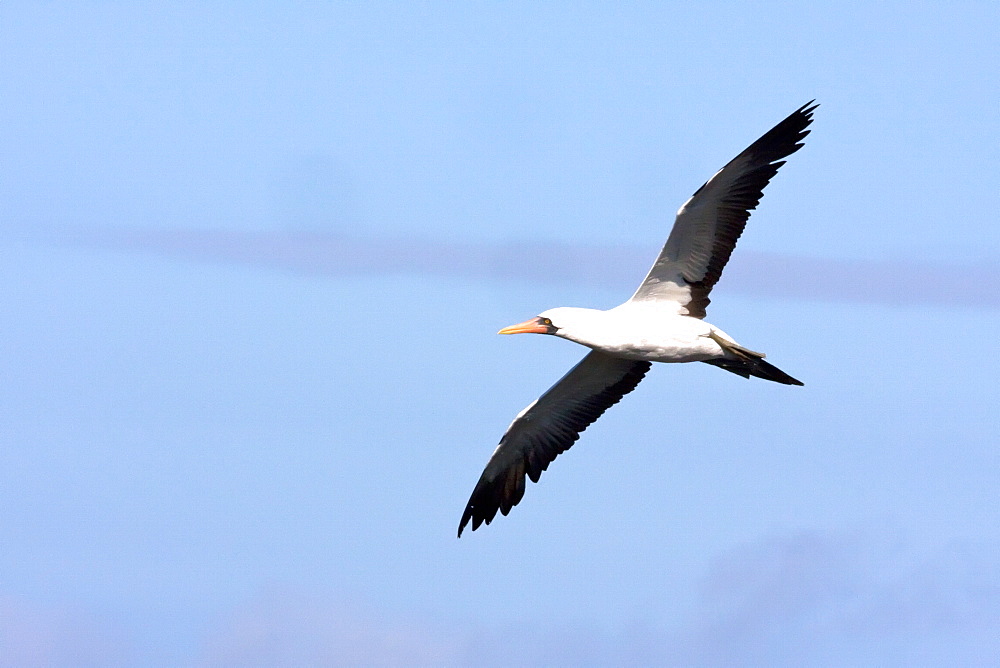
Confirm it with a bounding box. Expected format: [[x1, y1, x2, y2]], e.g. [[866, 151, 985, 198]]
[[542, 318, 553, 326]]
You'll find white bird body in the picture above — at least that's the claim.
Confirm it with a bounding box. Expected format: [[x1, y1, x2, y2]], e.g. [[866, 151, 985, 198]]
[[539, 305, 734, 363], [458, 102, 817, 536]]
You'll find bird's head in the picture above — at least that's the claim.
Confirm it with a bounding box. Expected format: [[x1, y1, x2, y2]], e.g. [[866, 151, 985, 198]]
[[497, 307, 599, 338]]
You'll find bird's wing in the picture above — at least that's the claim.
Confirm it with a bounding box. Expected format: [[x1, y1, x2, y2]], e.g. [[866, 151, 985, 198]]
[[629, 101, 817, 318], [458, 351, 650, 536]]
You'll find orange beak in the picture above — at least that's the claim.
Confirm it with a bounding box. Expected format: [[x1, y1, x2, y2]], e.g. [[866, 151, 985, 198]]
[[498, 317, 549, 335]]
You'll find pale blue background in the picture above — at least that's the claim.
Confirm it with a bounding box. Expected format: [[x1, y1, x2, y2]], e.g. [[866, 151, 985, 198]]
[[2, 2, 998, 665]]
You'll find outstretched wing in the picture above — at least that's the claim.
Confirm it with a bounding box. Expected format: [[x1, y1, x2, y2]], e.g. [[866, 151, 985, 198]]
[[629, 101, 817, 318], [458, 351, 650, 536]]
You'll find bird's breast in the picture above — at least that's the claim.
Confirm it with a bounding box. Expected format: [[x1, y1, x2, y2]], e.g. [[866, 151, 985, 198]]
[[573, 314, 723, 363], [600, 338, 720, 363]]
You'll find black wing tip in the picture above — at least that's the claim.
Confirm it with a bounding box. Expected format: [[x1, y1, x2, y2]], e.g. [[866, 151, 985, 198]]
[[457, 475, 505, 537], [790, 100, 819, 127], [457, 504, 483, 538], [797, 99, 819, 114], [457, 473, 523, 537], [748, 99, 820, 160], [457, 493, 503, 537], [457, 512, 473, 537]]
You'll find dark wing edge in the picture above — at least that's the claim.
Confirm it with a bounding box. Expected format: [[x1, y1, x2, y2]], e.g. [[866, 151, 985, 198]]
[[457, 352, 651, 537], [631, 101, 818, 318]]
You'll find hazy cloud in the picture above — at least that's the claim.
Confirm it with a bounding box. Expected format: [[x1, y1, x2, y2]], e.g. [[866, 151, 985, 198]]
[[5, 530, 996, 666], [667, 530, 1000, 666], [463, 530, 1000, 666], [197, 589, 461, 668], [22, 226, 1000, 309], [0, 595, 133, 668]]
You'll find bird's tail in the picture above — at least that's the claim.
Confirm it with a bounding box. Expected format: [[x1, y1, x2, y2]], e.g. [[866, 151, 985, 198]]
[[704, 332, 804, 386], [702, 356, 803, 385]]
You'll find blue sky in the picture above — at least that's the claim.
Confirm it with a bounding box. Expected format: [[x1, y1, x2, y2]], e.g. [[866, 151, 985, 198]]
[[2, 2, 999, 665]]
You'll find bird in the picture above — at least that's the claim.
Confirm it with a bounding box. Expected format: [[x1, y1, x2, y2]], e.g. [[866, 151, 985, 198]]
[[458, 101, 817, 537]]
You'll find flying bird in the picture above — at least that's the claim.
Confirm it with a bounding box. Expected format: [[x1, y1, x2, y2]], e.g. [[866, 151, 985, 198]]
[[458, 101, 816, 537]]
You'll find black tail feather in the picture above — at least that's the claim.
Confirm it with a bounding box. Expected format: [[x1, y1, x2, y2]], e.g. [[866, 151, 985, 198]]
[[702, 357, 803, 386]]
